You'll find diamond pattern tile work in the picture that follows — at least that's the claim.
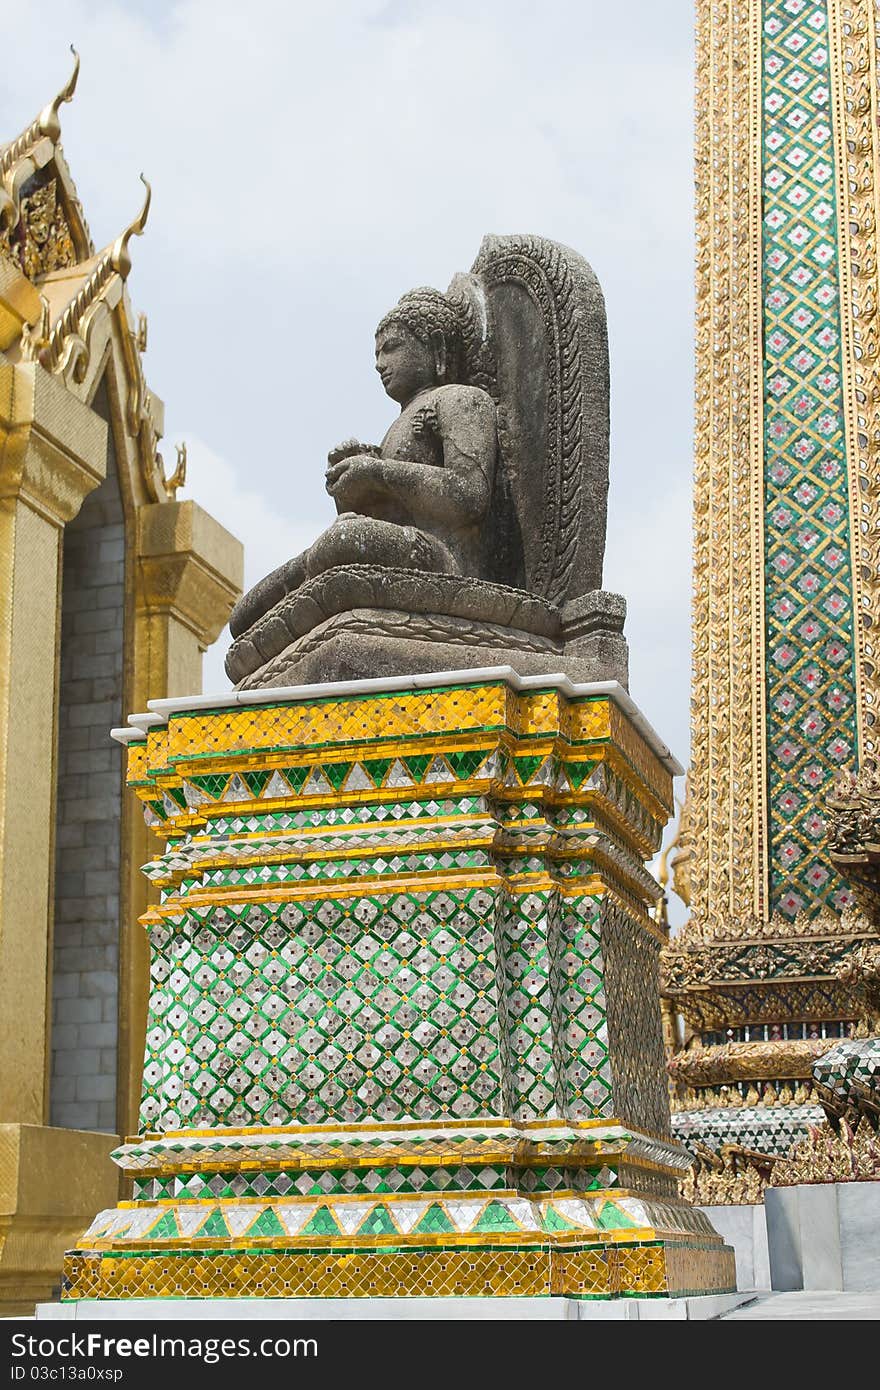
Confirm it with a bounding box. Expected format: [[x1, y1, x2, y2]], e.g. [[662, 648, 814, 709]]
[[761, 0, 859, 918], [140, 888, 507, 1131], [601, 897, 670, 1136], [64, 1169, 734, 1301], [672, 1102, 824, 1156], [133, 686, 675, 1140], [132, 1163, 514, 1202], [555, 896, 613, 1119], [139, 881, 622, 1134], [141, 759, 662, 860], [812, 1035, 880, 1117], [500, 889, 559, 1121]]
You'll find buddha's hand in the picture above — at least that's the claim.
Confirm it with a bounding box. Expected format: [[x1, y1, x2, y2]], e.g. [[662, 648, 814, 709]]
[[327, 439, 380, 466], [325, 454, 386, 511]]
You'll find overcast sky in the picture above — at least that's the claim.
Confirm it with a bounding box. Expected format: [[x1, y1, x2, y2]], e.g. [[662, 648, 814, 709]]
[[4, 1, 695, 902]]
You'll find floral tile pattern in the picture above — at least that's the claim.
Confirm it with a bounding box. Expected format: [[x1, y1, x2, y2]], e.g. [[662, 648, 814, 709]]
[[761, 0, 859, 917]]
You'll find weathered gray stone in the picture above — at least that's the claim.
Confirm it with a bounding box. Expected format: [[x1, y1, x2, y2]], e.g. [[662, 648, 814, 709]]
[[55, 998, 101, 1025], [50, 377, 123, 1134], [52, 1102, 97, 1131], [77, 1074, 115, 1102], [560, 589, 626, 639], [839, 1184, 880, 1290], [228, 235, 622, 690], [765, 1182, 880, 1291], [52, 1048, 100, 1077], [228, 567, 574, 686], [700, 1204, 771, 1290], [237, 610, 628, 690]]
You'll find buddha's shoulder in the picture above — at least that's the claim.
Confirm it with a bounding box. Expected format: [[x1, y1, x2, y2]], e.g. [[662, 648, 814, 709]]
[[427, 383, 496, 417]]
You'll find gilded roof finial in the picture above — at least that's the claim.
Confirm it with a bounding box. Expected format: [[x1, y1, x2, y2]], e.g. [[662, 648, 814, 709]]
[[162, 442, 187, 499], [20, 295, 51, 362], [110, 174, 151, 279], [38, 46, 80, 145]]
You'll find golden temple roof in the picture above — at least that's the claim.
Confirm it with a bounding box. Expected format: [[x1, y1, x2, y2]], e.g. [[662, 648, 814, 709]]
[[0, 55, 175, 502], [0, 48, 94, 264]]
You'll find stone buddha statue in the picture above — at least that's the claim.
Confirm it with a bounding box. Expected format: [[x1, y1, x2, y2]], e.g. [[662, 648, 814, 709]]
[[229, 288, 499, 642], [226, 234, 628, 690]]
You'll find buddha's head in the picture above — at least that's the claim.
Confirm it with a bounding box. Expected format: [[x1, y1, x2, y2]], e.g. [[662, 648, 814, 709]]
[[375, 288, 465, 405]]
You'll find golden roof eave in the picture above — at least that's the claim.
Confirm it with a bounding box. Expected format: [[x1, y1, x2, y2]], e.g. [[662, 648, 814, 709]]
[[36, 176, 151, 378]]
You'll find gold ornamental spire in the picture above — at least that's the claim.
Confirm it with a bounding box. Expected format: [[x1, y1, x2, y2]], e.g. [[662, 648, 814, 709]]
[[0, 46, 80, 225], [110, 174, 151, 279], [35, 45, 80, 146]]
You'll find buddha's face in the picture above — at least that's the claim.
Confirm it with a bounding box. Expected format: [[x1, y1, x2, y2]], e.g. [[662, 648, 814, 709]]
[[375, 321, 438, 405]]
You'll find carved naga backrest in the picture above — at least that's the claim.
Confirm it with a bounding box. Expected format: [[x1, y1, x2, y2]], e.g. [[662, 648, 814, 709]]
[[450, 234, 610, 606]]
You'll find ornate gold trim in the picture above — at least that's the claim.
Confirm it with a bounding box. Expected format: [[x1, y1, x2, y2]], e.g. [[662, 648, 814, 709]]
[[770, 1116, 880, 1185], [668, 1036, 836, 1088], [39, 177, 152, 384], [691, 0, 767, 927], [828, 0, 879, 757]]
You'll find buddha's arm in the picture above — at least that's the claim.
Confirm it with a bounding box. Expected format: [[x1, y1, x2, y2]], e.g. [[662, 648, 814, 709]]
[[327, 438, 381, 466], [327, 390, 495, 528]]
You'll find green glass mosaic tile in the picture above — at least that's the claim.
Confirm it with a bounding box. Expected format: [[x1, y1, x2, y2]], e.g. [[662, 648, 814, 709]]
[[414, 1203, 454, 1234], [139, 881, 615, 1134], [760, 0, 858, 917], [243, 770, 273, 797], [149, 1211, 179, 1240], [360, 1208, 397, 1235], [302, 1207, 342, 1237], [514, 755, 545, 785], [403, 755, 431, 783], [474, 1200, 520, 1232], [596, 1201, 636, 1231], [195, 1211, 229, 1239], [446, 749, 489, 779], [192, 775, 230, 799], [249, 1208, 285, 1238]]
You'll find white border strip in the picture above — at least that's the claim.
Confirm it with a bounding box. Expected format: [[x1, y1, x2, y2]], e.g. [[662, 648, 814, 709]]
[[111, 667, 683, 776]]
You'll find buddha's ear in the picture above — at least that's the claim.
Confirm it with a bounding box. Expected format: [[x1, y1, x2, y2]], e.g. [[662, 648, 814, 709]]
[[429, 329, 447, 381]]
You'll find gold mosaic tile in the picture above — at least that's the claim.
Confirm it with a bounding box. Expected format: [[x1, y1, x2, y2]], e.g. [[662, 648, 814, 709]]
[[63, 1236, 734, 1300], [164, 688, 511, 767], [126, 741, 152, 785], [516, 690, 563, 738], [664, 1241, 739, 1297], [616, 1244, 667, 1295], [64, 1249, 553, 1300], [608, 704, 673, 810]]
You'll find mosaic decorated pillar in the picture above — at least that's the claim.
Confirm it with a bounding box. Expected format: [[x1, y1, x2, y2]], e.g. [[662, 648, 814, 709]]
[[662, 0, 880, 1173], [691, 0, 880, 927], [63, 673, 734, 1302]]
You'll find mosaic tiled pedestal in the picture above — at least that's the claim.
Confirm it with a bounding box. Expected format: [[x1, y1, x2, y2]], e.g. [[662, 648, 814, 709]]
[[63, 671, 735, 1302]]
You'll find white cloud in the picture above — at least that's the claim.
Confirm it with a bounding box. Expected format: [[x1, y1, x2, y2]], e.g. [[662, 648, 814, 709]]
[[178, 433, 322, 692], [3, 0, 697, 801]]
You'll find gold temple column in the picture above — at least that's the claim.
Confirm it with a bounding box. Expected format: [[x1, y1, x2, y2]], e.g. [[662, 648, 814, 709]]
[[0, 352, 120, 1314], [118, 500, 242, 1139]]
